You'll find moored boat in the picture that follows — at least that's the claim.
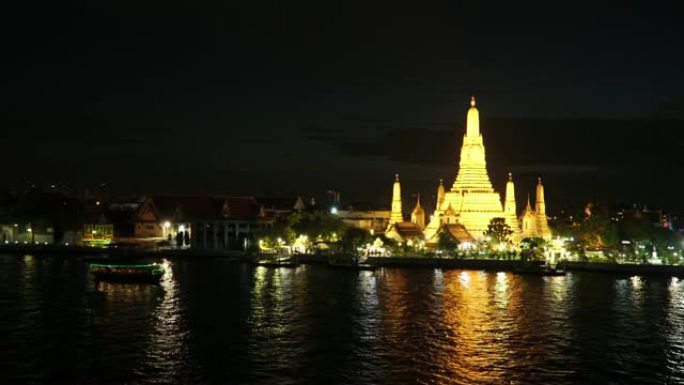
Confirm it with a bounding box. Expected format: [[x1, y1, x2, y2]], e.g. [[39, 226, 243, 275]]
[[327, 255, 376, 271], [514, 262, 566, 276], [89, 263, 165, 283], [249, 254, 301, 268]]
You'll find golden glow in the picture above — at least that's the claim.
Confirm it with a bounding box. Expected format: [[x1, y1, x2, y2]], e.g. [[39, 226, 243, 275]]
[[424, 97, 505, 241], [439, 270, 508, 383], [466, 96, 480, 137], [388, 174, 403, 228]]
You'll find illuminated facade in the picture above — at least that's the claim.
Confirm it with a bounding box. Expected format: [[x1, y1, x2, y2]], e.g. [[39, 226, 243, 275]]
[[520, 179, 552, 240], [423, 97, 505, 241], [411, 194, 426, 230], [388, 97, 552, 244], [388, 174, 404, 229], [385, 175, 424, 243]]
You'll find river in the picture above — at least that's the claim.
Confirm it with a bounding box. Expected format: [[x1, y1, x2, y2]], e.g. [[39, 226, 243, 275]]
[[1, 253, 683, 384]]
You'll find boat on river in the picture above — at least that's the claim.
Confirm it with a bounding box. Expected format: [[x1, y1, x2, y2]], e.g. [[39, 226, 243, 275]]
[[249, 254, 301, 268], [514, 262, 566, 276], [89, 263, 165, 283], [327, 255, 376, 271]]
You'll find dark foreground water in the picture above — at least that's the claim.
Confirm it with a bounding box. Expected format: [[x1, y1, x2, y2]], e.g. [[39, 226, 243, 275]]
[[1, 254, 683, 384]]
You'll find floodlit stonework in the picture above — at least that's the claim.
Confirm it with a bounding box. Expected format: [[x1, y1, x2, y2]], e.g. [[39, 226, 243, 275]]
[[423, 96, 505, 241], [387, 97, 552, 244]]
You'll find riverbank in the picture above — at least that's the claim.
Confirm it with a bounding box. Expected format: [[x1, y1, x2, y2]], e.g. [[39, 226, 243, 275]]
[[562, 261, 684, 276], [0, 244, 245, 259], [5, 245, 684, 277], [368, 257, 684, 276], [368, 256, 524, 271]]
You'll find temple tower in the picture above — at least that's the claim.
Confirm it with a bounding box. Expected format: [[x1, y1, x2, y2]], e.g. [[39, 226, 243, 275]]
[[411, 194, 426, 230], [424, 96, 504, 241], [452, 96, 495, 191], [521, 194, 537, 238], [504, 173, 520, 234], [436, 179, 445, 211], [535, 178, 551, 239], [388, 174, 404, 229]]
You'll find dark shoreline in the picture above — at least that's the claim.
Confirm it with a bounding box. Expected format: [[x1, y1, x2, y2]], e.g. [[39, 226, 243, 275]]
[[367, 257, 684, 276], [3, 245, 684, 277]]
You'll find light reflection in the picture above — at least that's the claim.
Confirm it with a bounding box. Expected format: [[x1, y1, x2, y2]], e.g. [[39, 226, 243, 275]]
[[459, 270, 470, 287], [630, 276, 644, 303], [137, 258, 187, 380], [667, 277, 684, 369], [433, 268, 444, 292], [246, 264, 305, 375], [356, 270, 380, 345], [23, 254, 34, 265], [544, 274, 567, 303], [438, 270, 509, 384], [493, 271, 509, 308], [375, 268, 411, 363]]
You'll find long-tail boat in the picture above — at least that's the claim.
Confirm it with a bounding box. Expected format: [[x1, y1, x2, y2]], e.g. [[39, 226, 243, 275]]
[[89, 263, 165, 283]]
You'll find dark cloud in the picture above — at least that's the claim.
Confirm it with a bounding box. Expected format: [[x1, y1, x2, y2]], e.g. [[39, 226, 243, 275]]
[[4, 1, 684, 211], [303, 118, 684, 169]]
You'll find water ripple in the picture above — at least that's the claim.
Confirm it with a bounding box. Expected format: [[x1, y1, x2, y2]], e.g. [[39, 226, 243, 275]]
[[1, 255, 684, 384]]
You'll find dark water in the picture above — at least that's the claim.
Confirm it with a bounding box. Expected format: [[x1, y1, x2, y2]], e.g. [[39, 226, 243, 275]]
[[1, 254, 683, 384]]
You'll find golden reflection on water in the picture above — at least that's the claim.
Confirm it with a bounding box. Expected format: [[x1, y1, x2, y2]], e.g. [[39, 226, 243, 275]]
[[440, 270, 510, 384], [376, 268, 412, 362], [250, 266, 300, 330], [493, 271, 509, 309], [139, 259, 188, 379], [667, 277, 684, 368], [248, 265, 308, 371]]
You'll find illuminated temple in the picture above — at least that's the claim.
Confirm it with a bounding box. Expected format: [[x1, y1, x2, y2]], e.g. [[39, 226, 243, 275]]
[[385, 97, 552, 245]]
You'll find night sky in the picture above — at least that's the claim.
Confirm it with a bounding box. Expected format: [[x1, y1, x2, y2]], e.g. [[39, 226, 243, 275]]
[[5, 1, 684, 212]]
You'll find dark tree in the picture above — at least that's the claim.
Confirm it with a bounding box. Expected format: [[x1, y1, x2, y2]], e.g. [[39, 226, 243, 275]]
[[437, 227, 460, 257], [484, 217, 513, 244]]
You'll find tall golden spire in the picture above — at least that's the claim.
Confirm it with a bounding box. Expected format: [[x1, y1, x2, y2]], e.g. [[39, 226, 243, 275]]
[[466, 95, 480, 138], [436, 178, 445, 209], [504, 173, 520, 234], [535, 177, 546, 216], [534, 177, 551, 239], [411, 193, 426, 230], [388, 174, 404, 227], [453, 96, 493, 190], [504, 173, 516, 216]]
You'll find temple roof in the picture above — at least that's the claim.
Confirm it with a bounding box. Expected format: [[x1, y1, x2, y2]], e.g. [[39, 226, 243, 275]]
[[150, 195, 261, 221], [412, 194, 425, 215], [392, 221, 424, 239], [443, 224, 475, 243]]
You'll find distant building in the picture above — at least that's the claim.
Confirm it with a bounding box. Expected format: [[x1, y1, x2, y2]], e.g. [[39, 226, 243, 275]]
[[149, 195, 266, 250], [336, 209, 390, 235]]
